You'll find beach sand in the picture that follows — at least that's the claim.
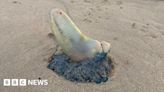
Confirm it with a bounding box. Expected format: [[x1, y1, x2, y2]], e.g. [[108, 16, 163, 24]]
[[0, 0, 164, 92]]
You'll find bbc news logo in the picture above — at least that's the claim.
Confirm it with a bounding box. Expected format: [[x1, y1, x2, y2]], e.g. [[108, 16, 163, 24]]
[[3, 79, 48, 86]]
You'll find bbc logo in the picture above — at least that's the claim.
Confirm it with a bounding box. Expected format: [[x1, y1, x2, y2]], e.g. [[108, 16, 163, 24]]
[[3, 79, 26, 86]]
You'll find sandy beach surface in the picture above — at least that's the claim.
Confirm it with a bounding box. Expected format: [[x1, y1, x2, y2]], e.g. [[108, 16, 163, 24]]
[[0, 0, 164, 92]]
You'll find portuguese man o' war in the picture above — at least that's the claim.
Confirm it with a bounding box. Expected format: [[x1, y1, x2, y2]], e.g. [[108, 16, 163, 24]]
[[47, 9, 114, 84]]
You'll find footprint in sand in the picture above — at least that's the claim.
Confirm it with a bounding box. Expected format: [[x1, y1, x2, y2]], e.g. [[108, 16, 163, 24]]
[[113, 37, 118, 41], [116, 1, 123, 5], [83, 18, 92, 23], [84, 0, 91, 3], [12, 1, 21, 4], [70, 0, 75, 3], [150, 33, 158, 39], [132, 23, 136, 29], [161, 32, 164, 36], [140, 23, 159, 39]]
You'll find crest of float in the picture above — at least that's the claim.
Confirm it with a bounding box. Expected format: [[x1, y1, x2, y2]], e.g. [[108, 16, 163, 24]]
[[50, 8, 111, 62]]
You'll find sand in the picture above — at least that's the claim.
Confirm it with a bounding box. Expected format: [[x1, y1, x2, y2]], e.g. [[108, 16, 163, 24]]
[[0, 0, 164, 92]]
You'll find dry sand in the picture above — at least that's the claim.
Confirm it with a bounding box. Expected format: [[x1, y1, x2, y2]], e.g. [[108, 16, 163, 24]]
[[0, 0, 164, 92]]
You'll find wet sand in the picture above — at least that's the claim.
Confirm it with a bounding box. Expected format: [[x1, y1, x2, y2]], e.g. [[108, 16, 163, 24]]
[[0, 0, 164, 92]]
